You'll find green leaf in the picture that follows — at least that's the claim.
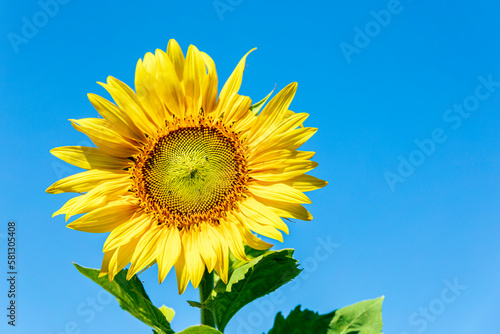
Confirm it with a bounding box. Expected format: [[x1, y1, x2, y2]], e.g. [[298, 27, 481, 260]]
[[229, 246, 268, 272], [187, 300, 204, 308], [249, 87, 276, 115], [268, 306, 336, 334], [177, 325, 223, 334], [328, 296, 384, 334], [190, 249, 301, 332], [73, 263, 174, 334], [212, 246, 268, 294], [267, 297, 384, 334], [159, 305, 175, 323]]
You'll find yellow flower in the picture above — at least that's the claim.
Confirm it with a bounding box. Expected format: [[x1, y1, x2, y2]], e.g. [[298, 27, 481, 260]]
[[47, 39, 326, 294]]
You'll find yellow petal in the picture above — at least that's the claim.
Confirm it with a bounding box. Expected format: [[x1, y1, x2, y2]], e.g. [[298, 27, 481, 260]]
[[128, 226, 163, 279], [275, 112, 309, 133], [279, 174, 328, 192], [183, 45, 206, 117], [71, 118, 139, 157], [220, 217, 248, 261], [234, 209, 284, 243], [247, 82, 297, 146], [238, 225, 273, 250], [212, 234, 229, 284], [65, 178, 131, 221], [52, 196, 79, 218], [103, 213, 153, 252], [251, 127, 318, 158], [46, 169, 127, 194], [248, 183, 311, 204], [195, 226, 217, 273], [242, 197, 289, 233], [215, 48, 255, 118], [108, 237, 140, 281], [66, 201, 137, 233], [99, 248, 117, 278], [223, 94, 252, 124], [167, 39, 185, 81], [174, 251, 189, 294], [250, 160, 318, 182], [135, 54, 166, 126], [248, 150, 315, 169], [99, 77, 156, 135], [155, 49, 186, 119], [236, 196, 289, 241], [157, 227, 181, 283], [183, 230, 205, 289], [88, 93, 145, 142], [52, 178, 131, 221], [50, 146, 130, 170], [201, 52, 218, 115], [258, 198, 313, 221]]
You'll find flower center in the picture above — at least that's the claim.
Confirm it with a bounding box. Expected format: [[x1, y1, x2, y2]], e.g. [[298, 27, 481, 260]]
[[144, 127, 239, 213], [132, 121, 248, 228]]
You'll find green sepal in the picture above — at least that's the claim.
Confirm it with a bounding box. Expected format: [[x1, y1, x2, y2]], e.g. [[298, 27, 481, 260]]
[[73, 263, 174, 334], [188, 249, 301, 332], [249, 86, 276, 115], [267, 296, 384, 334]]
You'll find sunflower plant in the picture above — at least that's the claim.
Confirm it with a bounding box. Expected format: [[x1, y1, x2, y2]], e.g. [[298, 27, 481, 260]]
[[47, 39, 384, 334]]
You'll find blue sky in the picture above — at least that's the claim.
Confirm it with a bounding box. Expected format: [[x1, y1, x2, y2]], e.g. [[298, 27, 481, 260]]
[[1, 0, 500, 333]]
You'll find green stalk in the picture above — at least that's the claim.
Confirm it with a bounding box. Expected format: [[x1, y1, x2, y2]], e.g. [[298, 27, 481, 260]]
[[199, 269, 216, 328]]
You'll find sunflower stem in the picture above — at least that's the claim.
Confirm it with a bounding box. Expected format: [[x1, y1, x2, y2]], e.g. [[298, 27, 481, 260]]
[[199, 269, 216, 328]]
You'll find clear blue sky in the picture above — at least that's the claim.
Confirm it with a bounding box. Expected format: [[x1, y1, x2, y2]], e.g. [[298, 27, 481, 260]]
[[1, 0, 500, 333]]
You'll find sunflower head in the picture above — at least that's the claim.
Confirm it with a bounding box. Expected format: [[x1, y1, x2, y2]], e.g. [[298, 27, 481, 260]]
[[47, 39, 327, 294]]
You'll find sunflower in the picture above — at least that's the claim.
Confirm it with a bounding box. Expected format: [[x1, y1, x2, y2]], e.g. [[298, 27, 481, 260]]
[[47, 39, 326, 294]]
